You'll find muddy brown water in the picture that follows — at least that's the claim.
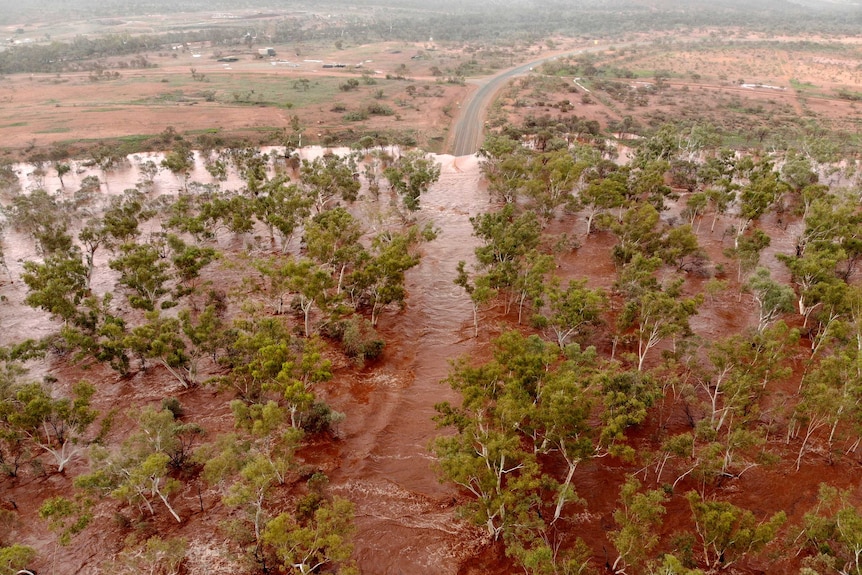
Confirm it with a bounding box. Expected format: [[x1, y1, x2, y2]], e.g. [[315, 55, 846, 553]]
[[324, 155, 493, 574]]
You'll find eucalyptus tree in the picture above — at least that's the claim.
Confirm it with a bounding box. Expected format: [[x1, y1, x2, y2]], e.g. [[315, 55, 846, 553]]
[[434, 329, 667, 559], [54, 162, 71, 189], [801, 484, 862, 575], [255, 257, 335, 336], [732, 162, 786, 249], [7, 188, 71, 256], [21, 248, 90, 324], [124, 311, 195, 388], [347, 230, 422, 327], [536, 278, 607, 349], [609, 476, 668, 575], [629, 159, 675, 212], [433, 332, 551, 541], [658, 323, 798, 489], [660, 224, 705, 273], [230, 147, 270, 195], [161, 140, 194, 191], [454, 260, 496, 337], [382, 150, 441, 212], [617, 277, 702, 372], [303, 207, 365, 295], [165, 234, 218, 298], [578, 169, 628, 235], [216, 310, 333, 430], [745, 268, 795, 331], [253, 176, 312, 252], [792, 352, 858, 470], [76, 407, 202, 523], [523, 150, 587, 220], [468, 205, 544, 316], [1, 379, 99, 473], [609, 203, 664, 266], [78, 218, 110, 287], [686, 491, 785, 572], [263, 496, 356, 575], [109, 241, 171, 311], [777, 243, 844, 327], [101, 189, 155, 248], [479, 134, 528, 204], [724, 229, 770, 284], [300, 154, 360, 213]]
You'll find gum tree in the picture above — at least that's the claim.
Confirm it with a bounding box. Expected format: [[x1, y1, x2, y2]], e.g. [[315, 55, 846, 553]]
[[537, 278, 607, 349], [2, 380, 98, 473], [263, 496, 357, 575], [686, 491, 786, 572], [383, 150, 441, 212]]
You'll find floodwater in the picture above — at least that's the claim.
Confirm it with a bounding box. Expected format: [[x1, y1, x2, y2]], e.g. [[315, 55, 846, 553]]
[[326, 155, 493, 574]]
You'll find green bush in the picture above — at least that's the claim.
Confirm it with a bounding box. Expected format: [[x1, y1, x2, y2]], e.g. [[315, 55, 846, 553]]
[[366, 102, 394, 116], [321, 316, 385, 365], [161, 397, 184, 418], [343, 110, 368, 122], [300, 402, 345, 435], [339, 78, 360, 92]]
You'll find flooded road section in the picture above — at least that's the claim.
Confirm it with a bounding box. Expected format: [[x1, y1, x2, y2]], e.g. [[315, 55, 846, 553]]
[[328, 155, 490, 574]]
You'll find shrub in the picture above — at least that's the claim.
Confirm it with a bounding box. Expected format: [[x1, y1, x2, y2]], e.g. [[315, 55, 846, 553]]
[[343, 111, 368, 122], [366, 102, 394, 116], [339, 78, 359, 92], [300, 402, 345, 434], [322, 316, 385, 364], [161, 397, 184, 418]]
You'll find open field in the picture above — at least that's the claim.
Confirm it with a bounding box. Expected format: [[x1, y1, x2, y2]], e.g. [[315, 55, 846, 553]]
[[0, 5, 580, 156], [0, 40, 474, 154], [489, 37, 862, 157]]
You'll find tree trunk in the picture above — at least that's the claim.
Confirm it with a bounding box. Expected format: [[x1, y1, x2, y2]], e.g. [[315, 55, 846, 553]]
[[156, 487, 182, 523]]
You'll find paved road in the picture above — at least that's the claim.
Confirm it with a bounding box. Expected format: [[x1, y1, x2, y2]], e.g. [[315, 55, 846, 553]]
[[449, 59, 540, 156], [448, 43, 638, 156]]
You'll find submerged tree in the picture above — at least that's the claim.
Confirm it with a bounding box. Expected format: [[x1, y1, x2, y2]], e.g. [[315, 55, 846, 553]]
[[263, 496, 357, 575], [686, 491, 785, 572], [1, 379, 99, 473], [347, 226, 432, 326], [383, 150, 441, 212], [300, 154, 360, 213], [22, 249, 90, 323]]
